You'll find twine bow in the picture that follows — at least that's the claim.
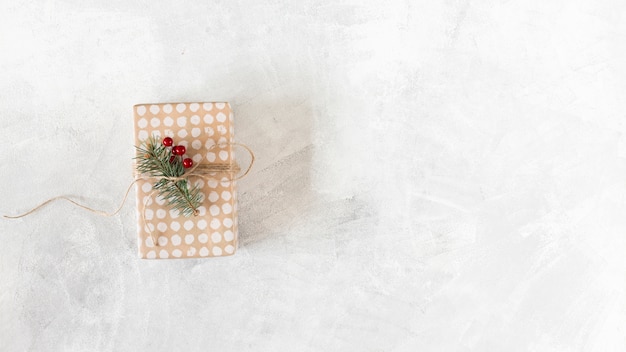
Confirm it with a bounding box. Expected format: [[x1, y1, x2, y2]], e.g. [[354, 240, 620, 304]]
[[135, 143, 254, 245]]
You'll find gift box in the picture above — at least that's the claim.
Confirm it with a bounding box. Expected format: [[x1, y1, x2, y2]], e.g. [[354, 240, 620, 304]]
[[133, 102, 238, 259]]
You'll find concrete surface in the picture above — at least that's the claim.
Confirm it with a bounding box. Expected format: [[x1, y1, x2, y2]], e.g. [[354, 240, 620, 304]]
[[1, 0, 625, 351]]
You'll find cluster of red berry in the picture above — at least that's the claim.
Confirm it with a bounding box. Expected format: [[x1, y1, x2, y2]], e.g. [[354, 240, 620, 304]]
[[162, 137, 193, 169]]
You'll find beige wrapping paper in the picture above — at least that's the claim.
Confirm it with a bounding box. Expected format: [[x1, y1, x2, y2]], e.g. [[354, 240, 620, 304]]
[[133, 102, 238, 259]]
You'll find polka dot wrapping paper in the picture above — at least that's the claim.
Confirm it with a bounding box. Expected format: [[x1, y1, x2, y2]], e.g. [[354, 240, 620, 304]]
[[133, 102, 238, 259]]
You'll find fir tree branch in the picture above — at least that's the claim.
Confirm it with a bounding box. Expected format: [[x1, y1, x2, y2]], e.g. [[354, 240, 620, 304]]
[[134, 136, 202, 217]]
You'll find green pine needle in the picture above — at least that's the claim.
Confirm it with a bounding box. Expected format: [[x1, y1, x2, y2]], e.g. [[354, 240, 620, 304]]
[[134, 135, 202, 217]]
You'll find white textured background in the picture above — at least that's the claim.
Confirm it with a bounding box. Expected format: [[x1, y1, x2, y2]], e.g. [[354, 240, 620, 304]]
[[1, 1, 625, 351]]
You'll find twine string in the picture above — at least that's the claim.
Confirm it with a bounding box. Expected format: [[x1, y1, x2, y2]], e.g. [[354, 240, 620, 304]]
[[2, 180, 139, 219], [3, 143, 255, 238]]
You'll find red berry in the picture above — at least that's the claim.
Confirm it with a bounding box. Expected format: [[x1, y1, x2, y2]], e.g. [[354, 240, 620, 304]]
[[183, 158, 193, 168], [162, 137, 173, 147], [169, 156, 175, 163], [172, 145, 186, 155]]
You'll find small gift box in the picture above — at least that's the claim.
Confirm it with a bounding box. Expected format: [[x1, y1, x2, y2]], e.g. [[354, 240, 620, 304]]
[[133, 102, 238, 259]]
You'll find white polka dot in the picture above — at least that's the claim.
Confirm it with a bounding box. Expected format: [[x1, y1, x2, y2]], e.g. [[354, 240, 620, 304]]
[[142, 183, 152, 192], [220, 179, 231, 187], [136, 106, 146, 116], [184, 220, 194, 231], [198, 233, 208, 243], [150, 105, 160, 114], [203, 114, 214, 124], [170, 221, 180, 231], [223, 218, 233, 228], [145, 237, 154, 248], [150, 118, 160, 128], [222, 203, 232, 214], [137, 118, 148, 128], [216, 112, 226, 122], [178, 140, 188, 148], [197, 219, 207, 230], [157, 236, 168, 246], [210, 218, 221, 229], [155, 196, 165, 206], [230, 126, 234, 135], [209, 205, 220, 216], [146, 250, 156, 259], [138, 130, 148, 140], [224, 230, 234, 241], [192, 140, 202, 149], [190, 128, 200, 137], [144, 209, 154, 220], [221, 191, 232, 201], [163, 116, 174, 126], [208, 191, 219, 202], [172, 249, 182, 258], [212, 247, 223, 256], [177, 129, 187, 138], [203, 103, 213, 111], [224, 245, 235, 254], [163, 104, 173, 113], [229, 113, 234, 122], [196, 206, 206, 216], [171, 234, 181, 246], [208, 179, 218, 188], [193, 179, 205, 188], [215, 102, 225, 109], [156, 209, 166, 219], [159, 249, 169, 258], [157, 222, 168, 232], [192, 154, 202, 163], [217, 125, 227, 135], [211, 232, 222, 243], [218, 137, 227, 145], [189, 103, 199, 112], [185, 234, 195, 244], [219, 150, 229, 161], [169, 209, 180, 218], [199, 247, 210, 257], [187, 247, 196, 256], [176, 103, 186, 113], [177, 116, 187, 127], [206, 152, 216, 162]]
